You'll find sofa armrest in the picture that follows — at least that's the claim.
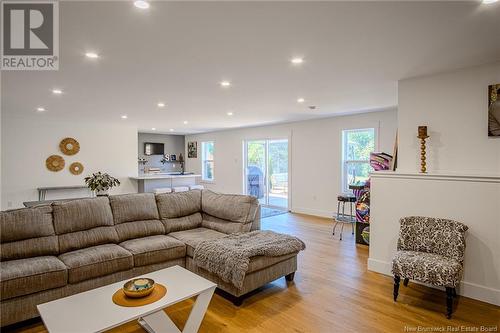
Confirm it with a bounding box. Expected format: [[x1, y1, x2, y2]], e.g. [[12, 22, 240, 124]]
[[201, 190, 259, 223], [250, 205, 261, 231]]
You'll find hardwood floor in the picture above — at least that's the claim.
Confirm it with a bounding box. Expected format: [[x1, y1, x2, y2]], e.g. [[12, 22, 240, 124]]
[[6, 213, 500, 333]]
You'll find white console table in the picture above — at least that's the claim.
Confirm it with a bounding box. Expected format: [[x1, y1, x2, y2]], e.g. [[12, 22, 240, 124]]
[[37, 185, 93, 200]]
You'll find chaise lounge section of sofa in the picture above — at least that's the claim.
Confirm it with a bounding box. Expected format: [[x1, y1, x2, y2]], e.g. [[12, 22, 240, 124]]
[[0, 189, 297, 327]]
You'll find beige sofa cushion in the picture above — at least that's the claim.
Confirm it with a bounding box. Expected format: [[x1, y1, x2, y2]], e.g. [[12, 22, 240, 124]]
[[109, 193, 159, 224], [58, 227, 119, 254], [0, 205, 59, 260], [109, 194, 164, 242], [53, 197, 119, 253], [0, 256, 67, 300], [114, 220, 165, 242], [169, 227, 226, 257], [1, 205, 54, 242], [168, 228, 294, 274], [201, 214, 252, 234], [59, 244, 133, 284], [119, 235, 186, 267], [52, 197, 114, 234], [1, 236, 59, 261], [162, 213, 202, 234], [247, 253, 297, 273], [156, 190, 201, 219], [201, 190, 258, 223]]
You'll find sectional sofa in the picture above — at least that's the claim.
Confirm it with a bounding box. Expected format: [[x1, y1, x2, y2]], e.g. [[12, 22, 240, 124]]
[[0, 190, 298, 327]]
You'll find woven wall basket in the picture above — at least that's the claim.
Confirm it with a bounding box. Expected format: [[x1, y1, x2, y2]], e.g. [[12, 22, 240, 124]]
[[59, 138, 80, 155], [69, 162, 84, 175], [46, 155, 65, 172]]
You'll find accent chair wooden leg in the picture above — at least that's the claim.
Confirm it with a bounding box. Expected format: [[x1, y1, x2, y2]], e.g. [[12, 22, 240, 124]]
[[452, 288, 457, 298], [285, 272, 295, 282], [446, 287, 453, 319], [403, 278, 409, 287], [393, 275, 400, 301]]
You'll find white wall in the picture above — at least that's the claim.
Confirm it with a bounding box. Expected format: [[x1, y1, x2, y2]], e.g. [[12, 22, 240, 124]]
[[369, 63, 500, 306], [185, 109, 398, 217], [1, 116, 138, 209], [369, 173, 500, 306], [398, 62, 500, 175]]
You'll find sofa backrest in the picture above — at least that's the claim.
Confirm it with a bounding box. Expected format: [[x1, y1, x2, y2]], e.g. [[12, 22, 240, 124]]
[[397, 216, 468, 263], [156, 190, 202, 233], [0, 205, 59, 261], [52, 197, 118, 253], [201, 189, 259, 224], [109, 193, 164, 242]]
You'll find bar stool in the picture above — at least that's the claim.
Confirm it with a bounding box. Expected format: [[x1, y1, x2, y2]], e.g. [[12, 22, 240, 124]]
[[189, 185, 204, 190], [332, 194, 356, 240], [154, 187, 172, 194], [172, 186, 189, 192]]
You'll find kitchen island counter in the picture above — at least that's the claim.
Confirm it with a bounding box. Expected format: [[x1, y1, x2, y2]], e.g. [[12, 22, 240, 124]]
[[130, 174, 201, 192], [131, 173, 201, 180]]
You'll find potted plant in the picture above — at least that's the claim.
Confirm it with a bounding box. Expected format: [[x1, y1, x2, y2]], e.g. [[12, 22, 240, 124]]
[[84, 172, 120, 196]]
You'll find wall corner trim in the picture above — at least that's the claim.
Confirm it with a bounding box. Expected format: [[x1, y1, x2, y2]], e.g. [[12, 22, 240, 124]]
[[370, 171, 500, 184]]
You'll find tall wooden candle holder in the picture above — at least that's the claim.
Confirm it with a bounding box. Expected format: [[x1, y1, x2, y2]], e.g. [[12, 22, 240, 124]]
[[417, 126, 429, 173]]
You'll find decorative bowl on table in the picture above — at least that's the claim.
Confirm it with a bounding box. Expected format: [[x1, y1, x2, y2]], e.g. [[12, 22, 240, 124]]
[[123, 278, 155, 298]]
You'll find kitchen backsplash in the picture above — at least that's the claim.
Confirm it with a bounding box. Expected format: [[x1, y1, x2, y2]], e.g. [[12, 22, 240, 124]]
[[138, 133, 185, 174], [139, 154, 183, 174]]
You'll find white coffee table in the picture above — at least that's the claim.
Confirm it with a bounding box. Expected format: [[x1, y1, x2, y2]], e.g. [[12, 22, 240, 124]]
[[37, 265, 217, 333]]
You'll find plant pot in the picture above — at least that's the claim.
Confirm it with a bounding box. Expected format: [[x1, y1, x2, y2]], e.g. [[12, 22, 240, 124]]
[[96, 190, 109, 197]]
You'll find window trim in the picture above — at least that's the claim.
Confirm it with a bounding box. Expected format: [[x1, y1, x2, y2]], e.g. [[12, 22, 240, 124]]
[[201, 141, 215, 182], [341, 128, 376, 193]]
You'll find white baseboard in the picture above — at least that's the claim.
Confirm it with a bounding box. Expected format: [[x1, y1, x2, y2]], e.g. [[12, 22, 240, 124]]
[[367, 258, 392, 275], [367, 258, 500, 306], [290, 207, 333, 219]]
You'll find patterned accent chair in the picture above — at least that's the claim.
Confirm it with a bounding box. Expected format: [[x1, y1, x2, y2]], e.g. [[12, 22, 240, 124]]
[[391, 216, 468, 319]]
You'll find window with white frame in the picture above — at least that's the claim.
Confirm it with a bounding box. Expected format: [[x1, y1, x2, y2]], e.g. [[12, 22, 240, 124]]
[[341, 128, 375, 193], [201, 141, 215, 181]]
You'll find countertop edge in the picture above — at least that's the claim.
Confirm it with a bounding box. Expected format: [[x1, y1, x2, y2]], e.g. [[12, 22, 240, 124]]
[[130, 174, 202, 180]]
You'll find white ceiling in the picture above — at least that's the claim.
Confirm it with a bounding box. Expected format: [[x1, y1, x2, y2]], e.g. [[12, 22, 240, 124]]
[[2, 1, 500, 134]]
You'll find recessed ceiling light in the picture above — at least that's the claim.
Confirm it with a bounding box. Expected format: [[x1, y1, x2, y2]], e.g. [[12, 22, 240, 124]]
[[52, 89, 62, 94], [482, 0, 498, 4], [157, 102, 165, 108], [169, 128, 174, 132], [121, 115, 128, 119], [85, 52, 99, 59], [291, 57, 304, 65], [134, 0, 150, 9], [220, 81, 231, 87], [297, 98, 305, 103], [36, 107, 45, 112], [151, 127, 156, 131], [183, 120, 188, 125], [227, 112, 234, 116]]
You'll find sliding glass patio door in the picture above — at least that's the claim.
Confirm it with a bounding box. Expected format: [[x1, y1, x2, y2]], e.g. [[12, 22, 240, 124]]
[[244, 139, 289, 209]]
